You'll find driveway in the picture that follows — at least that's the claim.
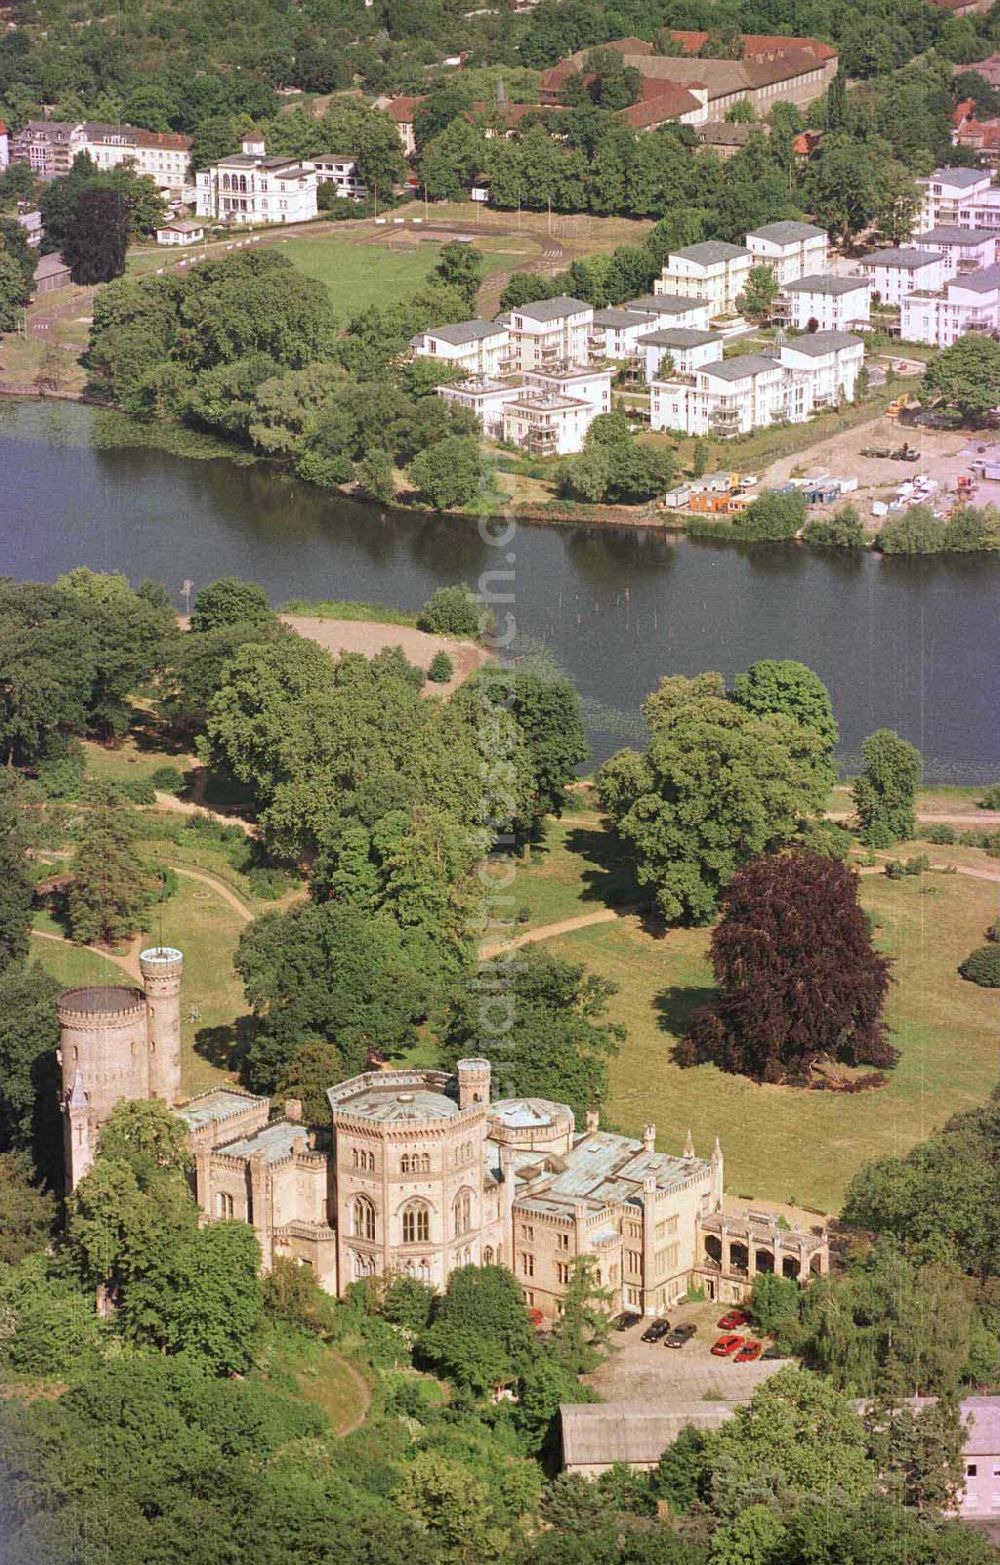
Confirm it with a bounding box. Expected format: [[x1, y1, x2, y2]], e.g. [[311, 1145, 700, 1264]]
[[586, 1301, 789, 1406]]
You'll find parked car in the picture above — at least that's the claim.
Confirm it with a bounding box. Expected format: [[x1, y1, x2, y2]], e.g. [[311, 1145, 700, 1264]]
[[734, 1339, 763, 1363], [664, 1324, 697, 1349], [615, 1312, 642, 1332], [711, 1333, 745, 1357], [717, 1310, 749, 1330], [641, 1318, 671, 1343]]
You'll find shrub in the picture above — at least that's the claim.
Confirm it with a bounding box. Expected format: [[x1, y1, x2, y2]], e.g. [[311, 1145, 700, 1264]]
[[803, 503, 867, 551], [981, 783, 1000, 809], [986, 919, 1000, 943], [36, 752, 86, 799], [878, 505, 946, 555], [247, 866, 292, 900], [884, 859, 905, 879], [115, 777, 157, 805], [150, 765, 186, 794], [426, 651, 454, 683], [149, 863, 179, 901], [926, 824, 956, 845], [959, 945, 1000, 986], [732, 489, 807, 542], [417, 584, 481, 637]]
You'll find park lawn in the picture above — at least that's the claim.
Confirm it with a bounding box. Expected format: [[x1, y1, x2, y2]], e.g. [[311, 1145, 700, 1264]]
[[257, 1332, 371, 1436], [81, 736, 191, 787], [514, 815, 639, 928], [29, 934, 129, 989], [522, 823, 999, 1214], [280, 231, 521, 316]]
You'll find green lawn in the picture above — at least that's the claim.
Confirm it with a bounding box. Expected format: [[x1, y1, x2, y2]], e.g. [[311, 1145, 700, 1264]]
[[279, 232, 519, 316], [519, 821, 1000, 1214], [29, 935, 128, 989]]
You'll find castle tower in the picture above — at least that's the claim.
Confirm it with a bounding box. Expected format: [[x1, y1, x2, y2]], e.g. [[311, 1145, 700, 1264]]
[[456, 1057, 491, 1109], [710, 1135, 724, 1210], [140, 946, 184, 1106], [58, 982, 150, 1189]]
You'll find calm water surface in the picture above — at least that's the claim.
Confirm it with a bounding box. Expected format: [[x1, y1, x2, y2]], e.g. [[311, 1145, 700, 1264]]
[[2, 399, 998, 779]]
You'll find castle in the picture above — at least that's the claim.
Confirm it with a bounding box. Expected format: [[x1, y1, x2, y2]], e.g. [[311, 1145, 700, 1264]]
[[58, 955, 828, 1316]]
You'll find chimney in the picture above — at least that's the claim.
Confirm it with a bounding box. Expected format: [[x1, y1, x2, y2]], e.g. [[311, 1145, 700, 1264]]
[[586, 1108, 600, 1132], [643, 1123, 656, 1153], [284, 1098, 303, 1122], [683, 1128, 695, 1158]]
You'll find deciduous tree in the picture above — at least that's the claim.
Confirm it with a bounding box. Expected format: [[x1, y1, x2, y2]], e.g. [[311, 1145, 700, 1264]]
[[852, 728, 922, 847]]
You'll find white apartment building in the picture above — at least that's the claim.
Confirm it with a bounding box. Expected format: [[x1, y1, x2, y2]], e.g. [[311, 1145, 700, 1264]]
[[521, 364, 612, 418], [956, 189, 1000, 231], [650, 334, 864, 437], [745, 220, 828, 285], [11, 120, 87, 178], [917, 226, 998, 278], [778, 331, 865, 413], [312, 155, 368, 200], [780, 273, 871, 331], [625, 294, 713, 330], [657, 241, 753, 318], [0, 120, 7, 170], [412, 320, 510, 378], [195, 137, 318, 225], [900, 264, 1000, 347], [635, 327, 722, 384], [436, 378, 523, 437], [588, 307, 660, 360], [502, 391, 594, 455], [508, 296, 593, 372], [860, 248, 943, 306], [916, 166, 994, 231], [82, 123, 192, 196]]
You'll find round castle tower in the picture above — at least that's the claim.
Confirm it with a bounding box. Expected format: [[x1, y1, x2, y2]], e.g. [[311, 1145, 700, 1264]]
[[58, 947, 183, 1188]]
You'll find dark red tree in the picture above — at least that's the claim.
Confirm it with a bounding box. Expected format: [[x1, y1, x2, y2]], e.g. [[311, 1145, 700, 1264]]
[[678, 851, 895, 1082]]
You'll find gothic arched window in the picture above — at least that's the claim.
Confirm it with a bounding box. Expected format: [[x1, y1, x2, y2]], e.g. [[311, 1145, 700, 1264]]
[[453, 1188, 473, 1238], [402, 1201, 430, 1244], [352, 1196, 376, 1242]]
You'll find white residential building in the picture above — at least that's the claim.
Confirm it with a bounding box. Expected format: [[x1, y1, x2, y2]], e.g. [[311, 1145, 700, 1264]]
[[916, 166, 994, 231], [11, 120, 87, 178], [917, 226, 998, 278], [501, 391, 594, 454], [956, 189, 1000, 231], [155, 219, 205, 247], [860, 248, 943, 306], [195, 137, 318, 225], [588, 307, 660, 360], [312, 155, 368, 201], [0, 119, 7, 170], [635, 327, 722, 384], [81, 122, 192, 196], [521, 364, 612, 419], [436, 378, 523, 437], [508, 296, 593, 372], [650, 334, 864, 437], [657, 241, 753, 318], [625, 294, 713, 330], [780, 273, 871, 331], [778, 331, 865, 413], [412, 320, 510, 379], [745, 220, 828, 285], [900, 264, 1000, 347]]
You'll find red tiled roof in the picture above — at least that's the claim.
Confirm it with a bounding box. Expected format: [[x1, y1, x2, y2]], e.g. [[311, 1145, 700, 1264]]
[[954, 97, 977, 126], [133, 129, 191, 150], [620, 86, 703, 128], [385, 96, 427, 123], [792, 129, 823, 155], [0, 121, 7, 135], [468, 100, 557, 125]]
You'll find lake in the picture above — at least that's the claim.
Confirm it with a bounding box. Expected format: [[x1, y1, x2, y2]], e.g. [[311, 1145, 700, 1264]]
[[2, 398, 998, 780]]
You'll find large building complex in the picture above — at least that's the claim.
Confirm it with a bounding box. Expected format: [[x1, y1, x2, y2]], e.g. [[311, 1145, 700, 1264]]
[[194, 136, 318, 225], [650, 332, 864, 436], [55, 964, 828, 1316], [11, 119, 192, 194]]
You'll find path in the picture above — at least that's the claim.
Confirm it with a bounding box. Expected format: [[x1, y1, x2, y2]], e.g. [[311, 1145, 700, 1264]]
[[171, 865, 253, 922], [151, 788, 256, 835], [30, 927, 143, 980], [480, 906, 623, 958], [331, 1352, 372, 1436], [829, 809, 1000, 828]]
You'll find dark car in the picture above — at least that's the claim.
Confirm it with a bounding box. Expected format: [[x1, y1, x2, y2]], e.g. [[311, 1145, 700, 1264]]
[[664, 1324, 697, 1349], [615, 1312, 642, 1332], [761, 1344, 785, 1360], [641, 1318, 671, 1343]]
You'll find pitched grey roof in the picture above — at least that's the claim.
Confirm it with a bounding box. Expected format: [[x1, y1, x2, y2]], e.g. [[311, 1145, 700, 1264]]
[[919, 225, 996, 245], [948, 263, 1000, 293], [426, 319, 506, 345], [561, 1402, 739, 1468], [591, 307, 648, 327], [515, 294, 591, 322], [747, 220, 826, 244], [702, 353, 779, 380], [927, 165, 989, 188], [861, 247, 941, 269], [626, 293, 709, 315], [670, 241, 750, 267], [783, 272, 869, 295], [782, 330, 862, 355], [638, 327, 720, 348]]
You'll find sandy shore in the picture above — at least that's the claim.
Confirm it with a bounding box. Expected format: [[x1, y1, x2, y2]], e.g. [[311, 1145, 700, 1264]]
[[280, 615, 492, 694]]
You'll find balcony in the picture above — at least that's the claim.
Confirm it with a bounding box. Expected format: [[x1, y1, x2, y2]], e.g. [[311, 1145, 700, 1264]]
[[526, 425, 558, 455]]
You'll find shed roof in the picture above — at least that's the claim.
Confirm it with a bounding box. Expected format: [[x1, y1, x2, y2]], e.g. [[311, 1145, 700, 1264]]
[[560, 1401, 736, 1468], [176, 1089, 267, 1130], [219, 1121, 306, 1163]]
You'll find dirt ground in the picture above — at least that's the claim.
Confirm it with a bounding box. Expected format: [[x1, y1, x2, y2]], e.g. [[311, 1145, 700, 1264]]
[[281, 615, 491, 694], [761, 414, 995, 534]]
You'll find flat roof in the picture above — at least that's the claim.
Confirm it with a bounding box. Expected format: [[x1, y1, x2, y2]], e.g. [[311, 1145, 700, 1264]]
[[219, 1121, 305, 1164], [515, 294, 591, 322], [747, 220, 826, 244], [669, 240, 750, 266], [703, 353, 779, 380], [490, 1097, 568, 1129], [784, 272, 869, 295], [329, 1083, 458, 1123], [58, 984, 144, 1014], [176, 1089, 267, 1129], [862, 247, 941, 268]]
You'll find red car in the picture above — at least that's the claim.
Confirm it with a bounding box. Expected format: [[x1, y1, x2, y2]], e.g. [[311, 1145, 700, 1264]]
[[711, 1333, 745, 1357], [733, 1339, 763, 1363], [717, 1310, 749, 1331]]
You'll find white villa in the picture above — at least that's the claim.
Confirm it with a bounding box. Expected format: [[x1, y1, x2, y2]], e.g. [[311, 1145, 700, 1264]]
[[779, 273, 871, 332], [918, 226, 998, 277], [501, 391, 595, 455], [507, 296, 594, 372], [635, 327, 722, 384], [437, 378, 523, 437], [11, 119, 192, 193], [625, 294, 713, 330], [916, 166, 998, 231], [650, 333, 864, 437], [195, 136, 318, 225], [657, 241, 753, 318], [901, 264, 1000, 347], [522, 364, 612, 419], [745, 220, 828, 285], [861, 248, 943, 306], [588, 307, 661, 360], [156, 218, 205, 247], [412, 320, 510, 378]]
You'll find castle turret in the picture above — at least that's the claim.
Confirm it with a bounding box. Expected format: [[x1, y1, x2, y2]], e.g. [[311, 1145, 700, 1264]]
[[710, 1135, 724, 1209], [57, 982, 149, 1189], [140, 946, 183, 1105], [456, 1057, 491, 1109]]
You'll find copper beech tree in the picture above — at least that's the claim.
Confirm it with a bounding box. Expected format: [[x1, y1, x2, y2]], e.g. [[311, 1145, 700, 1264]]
[[678, 851, 894, 1082]]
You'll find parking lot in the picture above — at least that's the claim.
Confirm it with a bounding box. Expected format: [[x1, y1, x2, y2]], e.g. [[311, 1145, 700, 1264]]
[[585, 1301, 790, 1407]]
